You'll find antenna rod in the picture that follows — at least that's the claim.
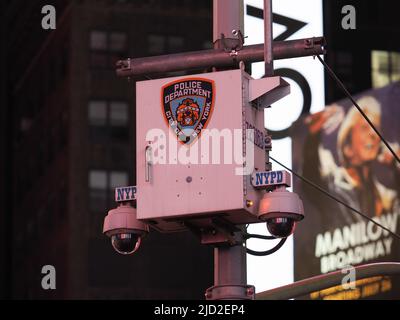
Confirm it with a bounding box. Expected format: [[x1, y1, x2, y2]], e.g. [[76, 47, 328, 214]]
[[263, 0, 274, 76]]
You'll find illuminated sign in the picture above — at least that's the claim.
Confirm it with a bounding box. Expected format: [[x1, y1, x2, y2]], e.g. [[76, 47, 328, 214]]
[[244, 0, 325, 138], [244, 0, 324, 293]]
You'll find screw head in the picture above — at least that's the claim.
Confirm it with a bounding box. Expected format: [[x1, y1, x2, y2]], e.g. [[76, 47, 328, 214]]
[[246, 200, 254, 207], [247, 287, 254, 296]]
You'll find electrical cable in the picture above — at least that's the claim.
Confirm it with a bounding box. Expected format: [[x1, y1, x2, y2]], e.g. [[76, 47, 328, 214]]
[[316, 54, 400, 164], [246, 237, 287, 256], [244, 233, 276, 240], [269, 156, 400, 241]]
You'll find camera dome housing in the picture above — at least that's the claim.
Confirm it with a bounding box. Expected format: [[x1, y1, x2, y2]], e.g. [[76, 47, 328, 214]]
[[258, 188, 304, 238], [103, 204, 149, 255], [111, 232, 141, 255]]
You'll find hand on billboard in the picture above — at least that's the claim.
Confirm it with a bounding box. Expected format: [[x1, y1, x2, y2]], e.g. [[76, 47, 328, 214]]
[[305, 104, 344, 135], [378, 142, 400, 168]]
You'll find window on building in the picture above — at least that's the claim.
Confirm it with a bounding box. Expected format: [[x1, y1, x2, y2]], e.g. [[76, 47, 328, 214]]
[[89, 101, 107, 125], [110, 101, 128, 126], [203, 40, 213, 49], [371, 51, 400, 88], [89, 170, 128, 212], [88, 100, 129, 142], [148, 34, 165, 55], [90, 31, 108, 50], [90, 30, 127, 68], [168, 36, 184, 53], [89, 170, 108, 212], [109, 32, 127, 52], [110, 101, 129, 140], [147, 34, 184, 55]]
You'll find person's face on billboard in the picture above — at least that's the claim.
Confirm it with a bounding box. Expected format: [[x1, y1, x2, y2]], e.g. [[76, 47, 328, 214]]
[[348, 116, 380, 165]]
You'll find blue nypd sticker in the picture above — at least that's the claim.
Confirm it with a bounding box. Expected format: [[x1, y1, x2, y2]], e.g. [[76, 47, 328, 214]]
[[162, 78, 215, 145], [115, 186, 137, 202], [251, 170, 291, 189]]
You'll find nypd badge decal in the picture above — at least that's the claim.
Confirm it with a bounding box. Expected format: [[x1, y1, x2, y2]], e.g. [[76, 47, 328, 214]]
[[162, 78, 215, 145]]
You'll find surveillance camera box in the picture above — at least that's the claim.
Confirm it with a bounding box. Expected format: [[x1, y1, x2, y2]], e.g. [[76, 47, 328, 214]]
[[136, 69, 289, 232]]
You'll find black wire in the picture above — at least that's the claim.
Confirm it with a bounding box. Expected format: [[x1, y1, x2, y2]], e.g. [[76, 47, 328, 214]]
[[244, 233, 276, 240], [246, 237, 287, 256], [316, 55, 400, 165], [269, 156, 400, 241]]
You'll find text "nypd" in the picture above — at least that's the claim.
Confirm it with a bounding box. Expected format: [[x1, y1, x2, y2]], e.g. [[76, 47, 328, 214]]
[[252, 170, 291, 188], [115, 186, 137, 202]]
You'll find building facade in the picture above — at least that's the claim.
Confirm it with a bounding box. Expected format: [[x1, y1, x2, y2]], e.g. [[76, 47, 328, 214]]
[[323, 0, 400, 104], [2, 0, 214, 299]]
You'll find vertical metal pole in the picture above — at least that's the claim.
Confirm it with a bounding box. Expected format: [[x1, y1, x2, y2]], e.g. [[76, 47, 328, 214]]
[[263, 0, 274, 76], [209, 0, 250, 300], [214, 243, 247, 287], [213, 0, 244, 49]]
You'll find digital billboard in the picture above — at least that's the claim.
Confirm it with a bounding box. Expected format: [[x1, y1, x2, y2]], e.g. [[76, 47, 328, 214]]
[[292, 82, 400, 299]]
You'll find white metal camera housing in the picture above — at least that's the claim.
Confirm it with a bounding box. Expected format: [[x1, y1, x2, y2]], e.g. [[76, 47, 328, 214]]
[[103, 204, 149, 255], [258, 188, 304, 238]]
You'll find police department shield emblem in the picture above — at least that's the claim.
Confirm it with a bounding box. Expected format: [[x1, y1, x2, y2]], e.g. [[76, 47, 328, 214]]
[[162, 78, 215, 145]]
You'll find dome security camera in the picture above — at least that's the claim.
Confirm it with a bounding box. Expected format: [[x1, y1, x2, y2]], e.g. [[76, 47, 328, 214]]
[[103, 203, 149, 255], [258, 187, 304, 238]]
